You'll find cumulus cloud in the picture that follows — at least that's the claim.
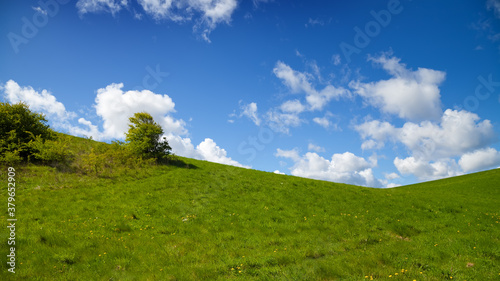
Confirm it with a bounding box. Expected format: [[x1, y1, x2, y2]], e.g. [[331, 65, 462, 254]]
[[273, 61, 350, 111], [356, 108, 499, 180], [0, 80, 107, 139], [276, 150, 383, 187], [2, 80, 75, 120], [1, 80, 247, 168], [196, 138, 249, 168], [76, 0, 128, 16], [458, 148, 500, 172], [350, 54, 445, 121], [273, 170, 285, 175], [94, 83, 185, 139], [394, 157, 462, 181], [93, 83, 246, 167], [356, 109, 496, 160]]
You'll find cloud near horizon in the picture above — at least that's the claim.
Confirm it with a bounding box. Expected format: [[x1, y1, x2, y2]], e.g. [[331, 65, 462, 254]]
[[276, 149, 387, 188], [1, 80, 248, 168], [356, 109, 499, 180]]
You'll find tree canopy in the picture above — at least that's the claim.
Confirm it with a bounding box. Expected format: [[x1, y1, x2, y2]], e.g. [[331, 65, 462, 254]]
[[0, 102, 54, 164], [125, 112, 171, 161]]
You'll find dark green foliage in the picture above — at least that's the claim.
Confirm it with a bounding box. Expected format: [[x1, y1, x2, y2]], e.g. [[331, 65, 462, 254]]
[[125, 112, 171, 161], [0, 102, 54, 164]]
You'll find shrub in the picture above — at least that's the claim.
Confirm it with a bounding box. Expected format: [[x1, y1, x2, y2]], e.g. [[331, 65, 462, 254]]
[[0, 102, 54, 164], [28, 134, 75, 168], [125, 112, 171, 161]]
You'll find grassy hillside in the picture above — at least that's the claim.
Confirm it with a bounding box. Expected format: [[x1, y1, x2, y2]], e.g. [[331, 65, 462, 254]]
[[1, 135, 499, 280]]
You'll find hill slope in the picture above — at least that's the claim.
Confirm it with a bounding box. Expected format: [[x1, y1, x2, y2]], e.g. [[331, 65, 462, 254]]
[[1, 136, 499, 280]]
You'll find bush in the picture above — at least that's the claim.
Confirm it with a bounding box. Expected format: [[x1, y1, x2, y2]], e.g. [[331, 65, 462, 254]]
[[78, 141, 155, 177], [125, 112, 171, 161], [28, 134, 75, 168], [0, 102, 54, 164]]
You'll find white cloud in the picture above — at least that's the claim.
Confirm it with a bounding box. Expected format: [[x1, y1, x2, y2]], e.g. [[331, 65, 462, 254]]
[[275, 148, 301, 162], [1, 80, 108, 139], [2, 80, 75, 120], [273, 61, 350, 111], [459, 147, 500, 172], [355, 119, 397, 149], [76, 0, 237, 42], [356, 108, 497, 180], [312, 116, 329, 128], [240, 102, 261, 125], [94, 83, 185, 140], [394, 157, 462, 181], [487, 0, 500, 18], [384, 172, 400, 180], [273, 170, 285, 175], [312, 112, 338, 130], [265, 110, 303, 134], [385, 183, 402, 188], [76, 0, 128, 16], [280, 99, 305, 114], [276, 150, 383, 187], [2, 80, 247, 168], [308, 143, 325, 153], [93, 83, 247, 167], [356, 109, 496, 161], [196, 138, 249, 168], [136, 0, 237, 42], [350, 54, 445, 121]]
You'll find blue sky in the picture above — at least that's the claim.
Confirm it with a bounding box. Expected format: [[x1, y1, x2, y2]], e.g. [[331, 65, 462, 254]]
[[1, 0, 500, 187]]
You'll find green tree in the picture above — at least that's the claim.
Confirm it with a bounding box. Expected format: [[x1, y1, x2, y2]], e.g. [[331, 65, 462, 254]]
[[0, 102, 54, 164], [125, 112, 171, 161]]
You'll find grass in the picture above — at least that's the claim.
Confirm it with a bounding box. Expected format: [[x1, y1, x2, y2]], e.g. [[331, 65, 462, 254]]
[[1, 135, 499, 280]]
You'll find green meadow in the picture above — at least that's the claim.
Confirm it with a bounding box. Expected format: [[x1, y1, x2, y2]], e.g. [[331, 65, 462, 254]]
[[1, 135, 499, 280]]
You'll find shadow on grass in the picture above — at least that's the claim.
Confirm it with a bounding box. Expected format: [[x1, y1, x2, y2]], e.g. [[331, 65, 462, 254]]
[[163, 157, 199, 169]]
